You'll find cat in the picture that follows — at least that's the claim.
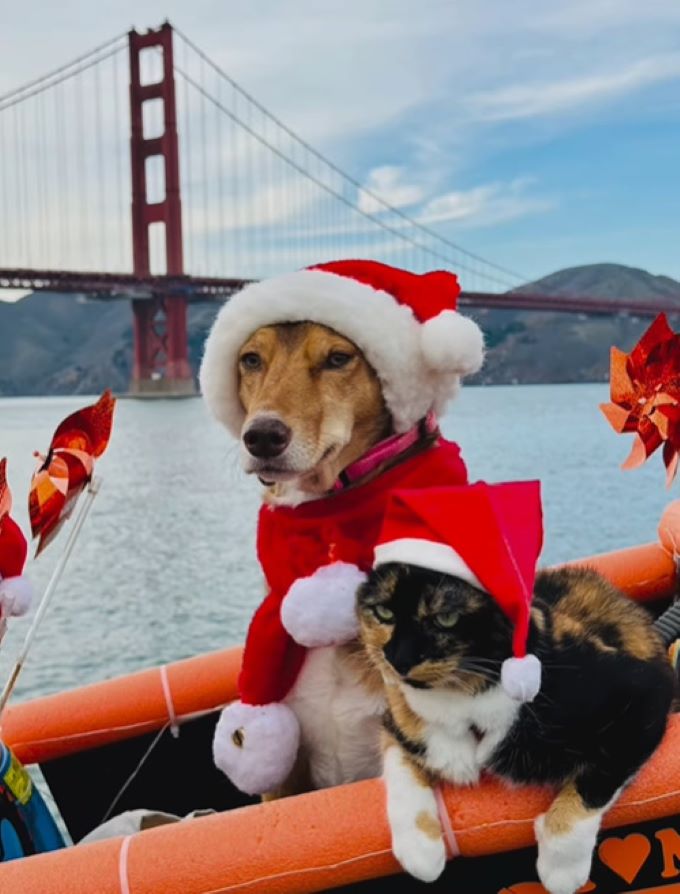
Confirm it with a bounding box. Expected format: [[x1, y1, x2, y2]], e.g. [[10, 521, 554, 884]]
[[357, 562, 674, 894]]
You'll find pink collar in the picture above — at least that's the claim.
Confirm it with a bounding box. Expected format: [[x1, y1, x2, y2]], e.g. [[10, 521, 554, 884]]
[[332, 411, 439, 492]]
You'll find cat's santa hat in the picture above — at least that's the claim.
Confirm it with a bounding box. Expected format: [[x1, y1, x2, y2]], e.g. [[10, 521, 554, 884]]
[[200, 259, 484, 436], [374, 480, 544, 702]]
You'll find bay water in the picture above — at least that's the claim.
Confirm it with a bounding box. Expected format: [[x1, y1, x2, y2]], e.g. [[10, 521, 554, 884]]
[[0, 385, 673, 705]]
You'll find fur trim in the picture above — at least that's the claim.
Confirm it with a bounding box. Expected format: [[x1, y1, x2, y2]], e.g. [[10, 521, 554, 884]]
[[420, 310, 484, 375], [213, 700, 300, 795], [0, 575, 32, 617], [501, 654, 541, 702], [374, 538, 484, 589], [200, 269, 452, 437], [280, 562, 366, 648]]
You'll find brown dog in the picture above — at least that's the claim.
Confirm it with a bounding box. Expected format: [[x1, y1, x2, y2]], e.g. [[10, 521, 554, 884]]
[[238, 322, 390, 795], [237, 322, 391, 503], [199, 262, 483, 799]]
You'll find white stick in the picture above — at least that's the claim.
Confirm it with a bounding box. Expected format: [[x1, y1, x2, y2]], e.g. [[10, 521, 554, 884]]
[[0, 477, 101, 718]]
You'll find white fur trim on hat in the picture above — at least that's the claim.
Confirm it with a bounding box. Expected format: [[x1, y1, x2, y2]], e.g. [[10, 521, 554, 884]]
[[501, 654, 541, 702], [199, 269, 481, 437], [281, 562, 367, 648], [374, 538, 484, 590], [213, 700, 300, 795], [421, 310, 485, 376], [0, 576, 33, 617]]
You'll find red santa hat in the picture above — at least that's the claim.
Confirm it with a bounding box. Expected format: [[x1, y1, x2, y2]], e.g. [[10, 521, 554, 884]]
[[200, 259, 484, 436], [373, 481, 544, 702], [0, 516, 33, 618]]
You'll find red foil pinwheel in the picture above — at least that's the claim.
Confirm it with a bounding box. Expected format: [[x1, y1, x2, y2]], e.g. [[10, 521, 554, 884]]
[[29, 391, 116, 556], [600, 313, 680, 486]]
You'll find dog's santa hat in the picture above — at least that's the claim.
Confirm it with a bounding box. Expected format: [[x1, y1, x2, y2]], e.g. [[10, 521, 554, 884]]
[[374, 480, 544, 702], [0, 516, 33, 619], [200, 259, 484, 435]]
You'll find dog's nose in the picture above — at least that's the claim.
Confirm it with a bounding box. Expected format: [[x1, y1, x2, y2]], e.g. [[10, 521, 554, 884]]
[[243, 418, 292, 458]]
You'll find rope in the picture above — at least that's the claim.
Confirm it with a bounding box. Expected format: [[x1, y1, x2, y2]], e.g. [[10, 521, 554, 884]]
[[434, 785, 461, 858], [159, 665, 180, 737], [118, 834, 132, 894], [100, 723, 170, 826]]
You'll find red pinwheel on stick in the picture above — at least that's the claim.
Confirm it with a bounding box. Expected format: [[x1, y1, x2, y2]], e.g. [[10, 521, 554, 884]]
[[0, 459, 33, 645], [600, 313, 680, 486], [30, 389, 115, 556], [0, 391, 116, 716]]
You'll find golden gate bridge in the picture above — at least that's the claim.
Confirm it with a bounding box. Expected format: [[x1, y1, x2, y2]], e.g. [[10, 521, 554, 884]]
[[2, 22, 678, 395]]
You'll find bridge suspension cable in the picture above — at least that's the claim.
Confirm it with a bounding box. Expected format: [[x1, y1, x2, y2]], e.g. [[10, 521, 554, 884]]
[[170, 27, 526, 291], [0, 21, 528, 293], [172, 27, 525, 287], [0, 33, 128, 111]]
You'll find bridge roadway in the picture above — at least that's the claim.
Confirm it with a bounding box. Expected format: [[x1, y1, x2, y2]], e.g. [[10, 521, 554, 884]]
[[2, 268, 680, 317]]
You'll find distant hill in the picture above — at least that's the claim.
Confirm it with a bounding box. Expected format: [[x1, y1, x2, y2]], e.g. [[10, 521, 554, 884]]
[[470, 263, 680, 386], [1, 263, 679, 395], [513, 263, 680, 303]]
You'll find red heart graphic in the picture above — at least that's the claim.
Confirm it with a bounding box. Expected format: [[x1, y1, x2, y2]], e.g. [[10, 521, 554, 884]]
[[599, 834, 652, 884]]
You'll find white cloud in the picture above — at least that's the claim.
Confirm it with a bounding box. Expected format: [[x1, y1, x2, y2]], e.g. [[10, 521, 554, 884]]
[[358, 166, 424, 213], [467, 54, 680, 122], [419, 178, 554, 229], [2, 0, 680, 290]]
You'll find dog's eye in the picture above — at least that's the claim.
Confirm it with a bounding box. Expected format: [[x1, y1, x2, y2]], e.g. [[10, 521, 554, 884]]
[[373, 604, 394, 623], [324, 351, 353, 370], [240, 352, 262, 371], [434, 611, 459, 630]]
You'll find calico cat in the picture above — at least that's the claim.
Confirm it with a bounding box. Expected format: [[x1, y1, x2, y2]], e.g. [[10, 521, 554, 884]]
[[357, 562, 674, 894]]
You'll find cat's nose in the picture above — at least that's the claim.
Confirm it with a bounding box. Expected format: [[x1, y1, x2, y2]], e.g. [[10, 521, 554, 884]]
[[383, 638, 418, 677]]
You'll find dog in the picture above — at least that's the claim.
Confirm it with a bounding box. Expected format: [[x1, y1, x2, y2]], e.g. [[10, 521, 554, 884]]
[[199, 260, 484, 798], [237, 321, 402, 795]]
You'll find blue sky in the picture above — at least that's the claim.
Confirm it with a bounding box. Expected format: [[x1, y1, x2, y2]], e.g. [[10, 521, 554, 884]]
[[1, 0, 679, 288]]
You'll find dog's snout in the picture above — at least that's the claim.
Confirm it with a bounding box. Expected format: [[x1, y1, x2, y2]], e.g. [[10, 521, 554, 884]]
[[243, 418, 292, 459]]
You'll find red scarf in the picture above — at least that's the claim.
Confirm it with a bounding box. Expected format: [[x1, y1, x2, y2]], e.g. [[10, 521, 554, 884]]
[[239, 437, 469, 705]]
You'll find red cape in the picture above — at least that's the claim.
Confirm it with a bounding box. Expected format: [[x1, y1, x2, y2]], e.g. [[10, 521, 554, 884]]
[[239, 438, 469, 705]]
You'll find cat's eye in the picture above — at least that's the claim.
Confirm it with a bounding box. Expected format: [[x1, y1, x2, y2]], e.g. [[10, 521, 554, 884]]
[[324, 351, 354, 370], [240, 352, 262, 371], [434, 611, 459, 630], [373, 604, 394, 623]]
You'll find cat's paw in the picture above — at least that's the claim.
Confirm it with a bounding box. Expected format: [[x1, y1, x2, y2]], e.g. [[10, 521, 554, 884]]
[[391, 818, 446, 883], [535, 813, 598, 894]]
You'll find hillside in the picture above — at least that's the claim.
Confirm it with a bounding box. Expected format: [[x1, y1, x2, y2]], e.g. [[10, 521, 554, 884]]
[[470, 262, 680, 386], [1, 263, 679, 395]]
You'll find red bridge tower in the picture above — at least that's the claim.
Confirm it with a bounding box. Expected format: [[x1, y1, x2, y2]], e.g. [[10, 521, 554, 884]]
[[128, 23, 195, 396]]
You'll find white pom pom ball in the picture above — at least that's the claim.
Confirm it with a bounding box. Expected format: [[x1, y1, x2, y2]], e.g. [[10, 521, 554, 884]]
[[281, 561, 367, 648], [213, 700, 300, 795], [0, 575, 33, 617], [501, 654, 542, 702], [421, 310, 485, 376]]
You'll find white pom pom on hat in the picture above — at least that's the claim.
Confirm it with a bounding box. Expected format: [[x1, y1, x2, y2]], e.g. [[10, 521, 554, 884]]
[[0, 576, 33, 617], [420, 309, 485, 376], [281, 561, 367, 648], [373, 480, 544, 703], [199, 259, 485, 437], [0, 513, 33, 618], [213, 700, 300, 796]]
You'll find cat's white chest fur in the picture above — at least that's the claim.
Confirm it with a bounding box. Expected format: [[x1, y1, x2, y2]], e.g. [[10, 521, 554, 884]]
[[285, 646, 385, 789], [401, 683, 520, 784]]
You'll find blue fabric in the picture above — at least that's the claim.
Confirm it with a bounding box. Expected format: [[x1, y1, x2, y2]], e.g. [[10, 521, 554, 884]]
[[0, 742, 65, 862]]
